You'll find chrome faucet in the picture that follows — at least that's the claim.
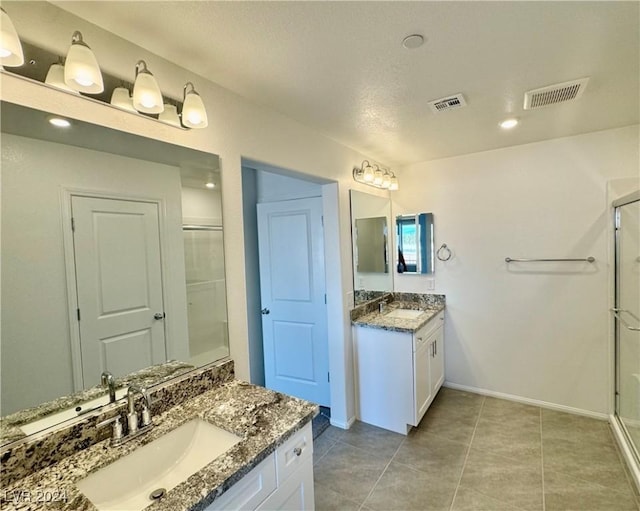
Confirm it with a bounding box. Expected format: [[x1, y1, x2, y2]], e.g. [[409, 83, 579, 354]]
[[127, 384, 152, 435], [101, 371, 116, 404], [97, 384, 154, 446]]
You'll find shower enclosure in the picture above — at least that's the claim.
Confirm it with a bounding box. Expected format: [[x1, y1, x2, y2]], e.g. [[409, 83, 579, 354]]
[[183, 225, 229, 367], [612, 191, 640, 484]]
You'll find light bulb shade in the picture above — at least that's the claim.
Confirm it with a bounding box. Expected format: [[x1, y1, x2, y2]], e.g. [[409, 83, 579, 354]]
[[373, 169, 383, 185], [381, 172, 391, 189], [45, 63, 78, 93], [182, 83, 208, 128], [0, 8, 23, 66], [363, 164, 375, 182], [389, 176, 399, 191], [110, 87, 136, 112], [64, 32, 103, 93], [158, 104, 181, 127], [133, 63, 164, 114]]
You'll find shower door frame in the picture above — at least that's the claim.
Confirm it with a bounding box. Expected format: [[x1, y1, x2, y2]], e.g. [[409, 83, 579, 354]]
[[611, 190, 640, 490]]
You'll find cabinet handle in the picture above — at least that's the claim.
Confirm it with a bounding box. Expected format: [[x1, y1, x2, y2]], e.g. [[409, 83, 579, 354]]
[[293, 447, 303, 457], [434, 339, 437, 356]]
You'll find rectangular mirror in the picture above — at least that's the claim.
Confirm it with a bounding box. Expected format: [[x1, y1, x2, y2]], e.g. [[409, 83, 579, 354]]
[[1, 101, 228, 443], [396, 213, 435, 274], [349, 190, 393, 303]]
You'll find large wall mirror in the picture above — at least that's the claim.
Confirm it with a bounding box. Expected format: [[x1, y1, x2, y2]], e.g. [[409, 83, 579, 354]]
[[396, 213, 435, 274], [349, 190, 392, 303], [1, 101, 228, 443]]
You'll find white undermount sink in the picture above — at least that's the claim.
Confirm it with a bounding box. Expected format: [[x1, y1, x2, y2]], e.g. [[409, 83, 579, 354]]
[[77, 419, 242, 511], [21, 388, 129, 436], [385, 308, 424, 320]]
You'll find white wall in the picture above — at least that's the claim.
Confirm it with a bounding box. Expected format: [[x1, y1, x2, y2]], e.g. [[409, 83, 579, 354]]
[[181, 186, 223, 225], [394, 125, 640, 416], [0, 1, 384, 426], [1, 133, 188, 414]]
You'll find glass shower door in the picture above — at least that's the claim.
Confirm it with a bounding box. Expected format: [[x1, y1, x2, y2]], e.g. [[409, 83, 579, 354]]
[[615, 194, 640, 459]]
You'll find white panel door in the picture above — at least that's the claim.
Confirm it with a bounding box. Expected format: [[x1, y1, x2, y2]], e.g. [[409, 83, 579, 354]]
[[72, 196, 166, 388], [257, 197, 329, 406]]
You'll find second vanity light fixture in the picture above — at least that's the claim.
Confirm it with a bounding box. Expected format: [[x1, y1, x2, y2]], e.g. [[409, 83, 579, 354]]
[[133, 60, 163, 114], [353, 160, 399, 191], [64, 31, 104, 93]]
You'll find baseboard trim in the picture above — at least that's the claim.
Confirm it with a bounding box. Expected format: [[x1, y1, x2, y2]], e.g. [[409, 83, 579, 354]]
[[610, 414, 640, 493], [330, 415, 356, 430], [443, 381, 608, 420]]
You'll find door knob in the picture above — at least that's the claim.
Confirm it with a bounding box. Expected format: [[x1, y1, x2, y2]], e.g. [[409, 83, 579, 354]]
[[261, 308, 270, 315], [154, 312, 165, 320]]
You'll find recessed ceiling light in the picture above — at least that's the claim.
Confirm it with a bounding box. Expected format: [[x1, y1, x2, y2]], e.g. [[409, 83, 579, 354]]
[[402, 34, 425, 50], [499, 118, 519, 130], [48, 117, 72, 128]]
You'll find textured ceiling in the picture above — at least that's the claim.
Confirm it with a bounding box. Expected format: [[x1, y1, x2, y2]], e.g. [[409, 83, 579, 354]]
[[52, 1, 639, 166]]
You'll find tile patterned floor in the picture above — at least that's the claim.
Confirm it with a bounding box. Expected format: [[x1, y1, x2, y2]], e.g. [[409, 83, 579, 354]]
[[313, 388, 640, 511]]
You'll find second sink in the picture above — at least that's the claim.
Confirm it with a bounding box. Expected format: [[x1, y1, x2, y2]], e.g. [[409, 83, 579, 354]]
[[385, 308, 424, 320], [77, 418, 242, 511]]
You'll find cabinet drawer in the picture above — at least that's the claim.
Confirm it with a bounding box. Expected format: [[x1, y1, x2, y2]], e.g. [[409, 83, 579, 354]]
[[275, 422, 313, 484], [414, 311, 444, 349], [205, 454, 277, 511]]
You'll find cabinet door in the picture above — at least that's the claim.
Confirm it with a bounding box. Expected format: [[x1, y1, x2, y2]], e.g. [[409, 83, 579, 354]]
[[413, 335, 432, 425], [430, 327, 445, 393], [257, 458, 315, 511]]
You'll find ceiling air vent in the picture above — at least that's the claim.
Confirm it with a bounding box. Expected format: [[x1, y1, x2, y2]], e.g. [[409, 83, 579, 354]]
[[428, 93, 467, 114], [523, 77, 589, 110]]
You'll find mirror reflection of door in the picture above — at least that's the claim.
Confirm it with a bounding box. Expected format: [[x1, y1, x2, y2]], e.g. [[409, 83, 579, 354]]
[[71, 195, 167, 389]]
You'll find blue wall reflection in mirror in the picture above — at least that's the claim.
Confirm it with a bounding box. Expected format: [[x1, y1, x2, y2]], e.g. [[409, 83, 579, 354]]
[[396, 213, 434, 274]]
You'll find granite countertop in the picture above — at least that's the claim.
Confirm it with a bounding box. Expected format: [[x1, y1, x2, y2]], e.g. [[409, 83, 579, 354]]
[[1, 380, 318, 511], [352, 301, 445, 333]]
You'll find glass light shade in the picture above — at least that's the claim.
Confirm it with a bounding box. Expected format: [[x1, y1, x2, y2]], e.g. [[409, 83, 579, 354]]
[[133, 70, 164, 114], [0, 8, 24, 67], [110, 87, 136, 112], [182, 91, 208, 128], [381, 172, 391, 189], [389, 176, 399, 191], [373, 169, 383, 186], [64, 33, 103, 93], [158, 104, 181, 127], [45, 63, 78, 93], [363, 165, 374, 182]]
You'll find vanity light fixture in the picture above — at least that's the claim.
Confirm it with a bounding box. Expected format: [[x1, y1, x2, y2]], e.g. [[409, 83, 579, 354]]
[[48, 116, 72, 128], [110, 86, 137, 112], [45, 62, 78, 93], [353, 160, 399, 191], [181, 82, 208, 129], [158, 103, 182, 127], [499, 117, 519, 130], [64, 31, 104, 93], [0, 7, 24, 67], [133, 60, 164, 114]]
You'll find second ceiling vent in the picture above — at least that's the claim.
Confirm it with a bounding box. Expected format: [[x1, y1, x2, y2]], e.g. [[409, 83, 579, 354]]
[[524, 77, 589, 110], [428, 93, 467, 113]]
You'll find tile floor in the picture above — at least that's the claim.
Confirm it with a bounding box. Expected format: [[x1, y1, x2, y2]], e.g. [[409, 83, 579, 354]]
[[313, 388, 640, 511]]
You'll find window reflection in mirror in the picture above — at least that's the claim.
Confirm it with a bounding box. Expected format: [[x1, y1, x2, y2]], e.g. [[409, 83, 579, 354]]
[[396, 213, 434, 274]]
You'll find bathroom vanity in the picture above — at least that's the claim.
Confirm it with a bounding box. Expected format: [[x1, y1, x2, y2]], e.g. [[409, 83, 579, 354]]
[[352, 293, 445, 434], [0, 360, 317, 511]]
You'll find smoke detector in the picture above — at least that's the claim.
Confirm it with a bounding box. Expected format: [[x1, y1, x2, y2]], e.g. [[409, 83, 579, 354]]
[[428, 93, 467, 113], [524, 77, 589, 110]]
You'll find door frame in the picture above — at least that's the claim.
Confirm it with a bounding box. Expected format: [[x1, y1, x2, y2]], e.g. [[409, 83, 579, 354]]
[[61, 187, 170, 391]]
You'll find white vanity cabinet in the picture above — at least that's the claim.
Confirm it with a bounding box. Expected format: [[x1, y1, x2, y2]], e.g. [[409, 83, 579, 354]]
[[353, 311, 445, 434], [205, 422, 314, 511]]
